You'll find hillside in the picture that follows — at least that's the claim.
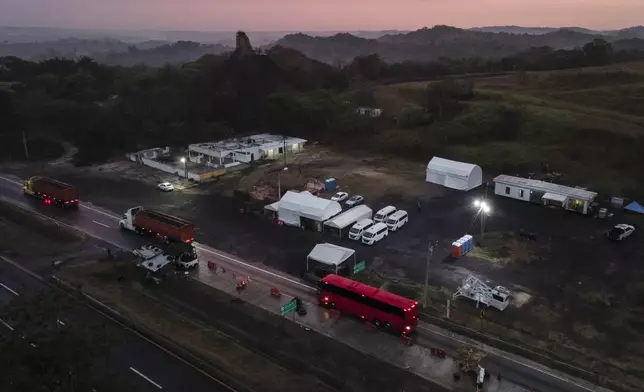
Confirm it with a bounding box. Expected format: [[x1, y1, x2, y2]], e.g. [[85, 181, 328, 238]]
[[350, 61, 644, 197], [274, 25, 640, 64]]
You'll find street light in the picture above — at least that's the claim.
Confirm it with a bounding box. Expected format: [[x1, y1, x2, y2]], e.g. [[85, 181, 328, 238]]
[[473, 198, 492, 240], [277, 167, 288, 199], [180, 157, 187, 179]]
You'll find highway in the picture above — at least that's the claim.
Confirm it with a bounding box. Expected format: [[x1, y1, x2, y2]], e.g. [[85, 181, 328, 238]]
[[0, 256, 239, 392], [0, 173, 611, 392]]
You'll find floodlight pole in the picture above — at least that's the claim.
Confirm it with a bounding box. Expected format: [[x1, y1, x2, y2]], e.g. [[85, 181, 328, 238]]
[[423, 240, 438, 307]]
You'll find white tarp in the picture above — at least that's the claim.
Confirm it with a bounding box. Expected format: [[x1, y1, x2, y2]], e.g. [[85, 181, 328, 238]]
[[542, 192, 568, 204], [323, 205, 373, 230], [307, 243, 355, 267], [278, 191, 342, 227], [426, 157, 483, 191]]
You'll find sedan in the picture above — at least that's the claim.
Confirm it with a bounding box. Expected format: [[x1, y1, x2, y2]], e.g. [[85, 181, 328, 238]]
[[157, 182, 174, 192], [607, 224, 635, 241], [331, 192, 349, 202], [345, 195, 364, 207]]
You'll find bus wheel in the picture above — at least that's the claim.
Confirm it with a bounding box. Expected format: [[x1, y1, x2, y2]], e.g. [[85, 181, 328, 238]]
[[384, 322, 392, 330], [329, 302, 336, 309], [373, 319, 382, 328]]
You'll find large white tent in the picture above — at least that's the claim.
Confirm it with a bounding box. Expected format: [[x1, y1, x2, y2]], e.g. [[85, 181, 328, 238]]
[[426, 157, 483, 191], [306, 243, 356, 273], [278, 191, 342, 228]]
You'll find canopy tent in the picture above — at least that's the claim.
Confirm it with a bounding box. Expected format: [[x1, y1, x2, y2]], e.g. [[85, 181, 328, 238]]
[[306, 243, 356, 274], [278, 191, 342, 227], [426, 157, 483, 191], [542, 192, 568, 204], [625, 201, 644, 214], [324, 205, 373, 229], [264, 201, 279, 212]]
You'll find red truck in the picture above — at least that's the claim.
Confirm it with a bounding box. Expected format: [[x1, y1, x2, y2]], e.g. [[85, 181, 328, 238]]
[[23, 176, 79, 208], [119, 206, 195, 243]]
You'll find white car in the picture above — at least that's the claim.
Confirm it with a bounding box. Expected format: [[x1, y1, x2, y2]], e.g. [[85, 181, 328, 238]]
[[157, 182, 174, 192], [331, 192, 349, 202], [345, 195, 364, 207], [608, 224, 635, 241]]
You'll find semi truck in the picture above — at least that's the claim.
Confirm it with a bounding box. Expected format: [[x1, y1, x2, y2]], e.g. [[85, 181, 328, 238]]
[[119, 206, 195, 243], [23, 176, 79, 208]]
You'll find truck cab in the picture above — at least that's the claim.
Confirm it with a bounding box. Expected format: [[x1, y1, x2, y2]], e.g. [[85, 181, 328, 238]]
[[119, 207, 142, 232]]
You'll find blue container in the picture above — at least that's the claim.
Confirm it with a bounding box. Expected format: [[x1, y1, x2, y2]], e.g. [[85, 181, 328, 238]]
[[325, 178, 337, 192]]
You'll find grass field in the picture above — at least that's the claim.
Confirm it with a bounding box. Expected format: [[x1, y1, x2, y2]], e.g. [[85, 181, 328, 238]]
[[372, 61, 644, 198]]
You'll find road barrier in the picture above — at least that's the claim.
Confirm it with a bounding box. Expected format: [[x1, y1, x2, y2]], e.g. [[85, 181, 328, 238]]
[[207, 261, 216, 269], [270, 287, 281, 297]]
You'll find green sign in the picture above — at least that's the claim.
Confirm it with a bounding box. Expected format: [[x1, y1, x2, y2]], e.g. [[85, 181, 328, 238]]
[[353, 261, 366, 274], [280, 298, 297, 315]]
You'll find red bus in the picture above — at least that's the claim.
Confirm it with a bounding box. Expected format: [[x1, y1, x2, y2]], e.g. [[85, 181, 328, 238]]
[[318, 274, 419, 334]]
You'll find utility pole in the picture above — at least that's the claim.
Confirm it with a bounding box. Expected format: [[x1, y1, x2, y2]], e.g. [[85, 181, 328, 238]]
[[282, 135, 287, 167], [423, 240, 438, 307], [22, 129, 29, 160]]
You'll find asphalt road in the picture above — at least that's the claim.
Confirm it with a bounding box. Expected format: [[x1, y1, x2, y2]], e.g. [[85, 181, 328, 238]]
[[0, 253, 237, 391], [0, 174, 612, 392]]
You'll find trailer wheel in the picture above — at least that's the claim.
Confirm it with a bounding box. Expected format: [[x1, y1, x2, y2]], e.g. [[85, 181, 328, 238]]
[[373, 319, 382, 328], [384, 322, 392, 330]]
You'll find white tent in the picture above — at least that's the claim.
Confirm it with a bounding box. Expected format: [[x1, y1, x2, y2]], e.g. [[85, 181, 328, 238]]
[[426, 157, 482, 191], [323, 205, 373, 238], [306, 243, 356, 273], [278, 191, 342, 227]]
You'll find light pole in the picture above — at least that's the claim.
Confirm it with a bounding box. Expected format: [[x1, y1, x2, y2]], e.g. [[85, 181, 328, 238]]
[[423, 239, 438, 307], [180, 157, 187, 179], [473, 199, 491, 240], [277, 166, 288, 199]]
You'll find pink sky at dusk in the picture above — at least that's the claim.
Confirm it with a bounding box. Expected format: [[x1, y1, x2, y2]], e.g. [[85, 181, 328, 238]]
[[1, 0, 642, 31]]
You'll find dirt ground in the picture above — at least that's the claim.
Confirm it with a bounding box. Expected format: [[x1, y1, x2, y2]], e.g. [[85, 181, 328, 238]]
[[4, 145, 644, 390]]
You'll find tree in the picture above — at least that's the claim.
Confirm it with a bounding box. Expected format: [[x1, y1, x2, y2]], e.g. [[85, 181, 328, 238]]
[[0, 289, 134, 392], [583, 39, 613, 66]]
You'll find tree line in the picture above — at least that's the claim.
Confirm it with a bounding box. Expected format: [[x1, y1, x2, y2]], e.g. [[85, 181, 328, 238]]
[[0, 38, 641, 163]]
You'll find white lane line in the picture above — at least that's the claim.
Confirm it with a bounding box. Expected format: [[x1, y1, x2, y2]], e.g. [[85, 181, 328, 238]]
[[0, 175, 21, 186], [0, 283, 19, 296], [57, 319, 66, 326], [0, 318, 14, 331], [129, 367, 163, 389], [92, 220, 111, 228]]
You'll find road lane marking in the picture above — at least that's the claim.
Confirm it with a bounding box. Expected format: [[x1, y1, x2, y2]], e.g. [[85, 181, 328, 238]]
[[0, 319, 14, 331], [92, 220, 111, 228], [129, 367, 163, 389], [0, 283, 19, 296], [57, 319, 66, 326]]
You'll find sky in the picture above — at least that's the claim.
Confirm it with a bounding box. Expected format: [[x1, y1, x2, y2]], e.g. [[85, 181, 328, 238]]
[[1, 0, 642, 31]]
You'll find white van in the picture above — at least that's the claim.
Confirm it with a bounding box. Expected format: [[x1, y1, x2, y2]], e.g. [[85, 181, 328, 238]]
[[348, 219, 374, 241], [385, 210, 408, 232], [361, 222, 389, 245], [374, 206, 397, 223]]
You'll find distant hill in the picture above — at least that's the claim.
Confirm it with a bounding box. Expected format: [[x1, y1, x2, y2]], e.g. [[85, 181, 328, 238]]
[[0, 38, 231, 66], [274, 25, 614, 64], [470, 25, 644, 38]]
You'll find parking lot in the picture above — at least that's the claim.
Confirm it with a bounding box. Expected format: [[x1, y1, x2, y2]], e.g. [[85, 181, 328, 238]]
[[3, 147, 644, 390]]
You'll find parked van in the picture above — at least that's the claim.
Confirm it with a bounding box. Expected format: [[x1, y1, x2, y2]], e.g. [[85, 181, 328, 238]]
[[361, 222, 389, 245], [374, 206, 397, 223], [385, 210, 408, 232], [348, 219, 374, 241]]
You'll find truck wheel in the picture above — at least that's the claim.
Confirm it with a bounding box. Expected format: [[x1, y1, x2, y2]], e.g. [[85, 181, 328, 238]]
[[373, 319, 382, 328], [384, 322, 392, 330], [119, 222, 125, 230]]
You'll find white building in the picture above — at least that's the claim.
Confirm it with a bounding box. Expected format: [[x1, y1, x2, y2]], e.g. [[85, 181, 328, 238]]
[[188, 134, 307, 167], [323, 205, 373, 239], [356, 107, 382, 117], [306, 243, 356, 275], [278, 191, 342, 232], [493, 174, 597, 215], [426, 157, 483, 191]]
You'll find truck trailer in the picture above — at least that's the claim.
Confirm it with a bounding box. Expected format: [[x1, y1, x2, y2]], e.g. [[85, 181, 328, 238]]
[[23, 176, 79, 208], [119, 206, 195, 243]]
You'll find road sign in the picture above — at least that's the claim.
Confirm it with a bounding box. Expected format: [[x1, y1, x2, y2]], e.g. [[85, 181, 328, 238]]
[[280, 298, 297, 315], [353, 261, 366, 274]]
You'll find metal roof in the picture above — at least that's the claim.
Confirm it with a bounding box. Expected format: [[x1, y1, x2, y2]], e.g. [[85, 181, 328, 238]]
[[323, 205, 373, 229], [494, 175, 597, 201], [427, 157, 481, 178], [307, 243, 355, 266], [279, 191, 342, 221]]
